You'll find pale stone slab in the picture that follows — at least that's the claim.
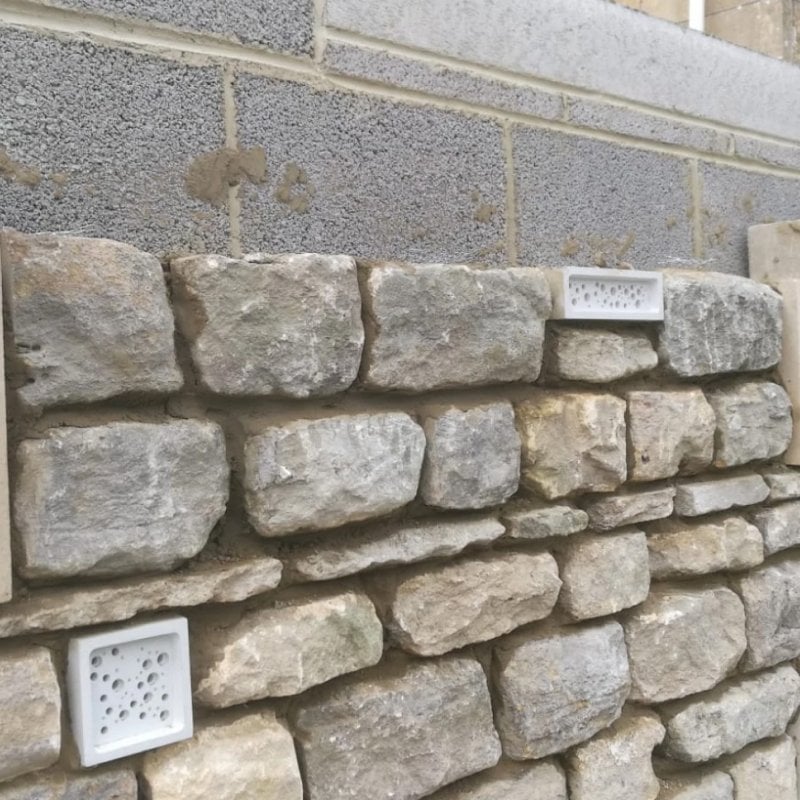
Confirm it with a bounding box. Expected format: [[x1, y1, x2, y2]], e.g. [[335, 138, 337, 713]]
[[722, 736, 797, 800], [581, 486, 675, 531], [658, 771, 734, 800], [673, 474, 769, 517], [427, 759, 567, 799], [244, 412, 425, 537], [761, 466, 800, 501], [749, 502, 800, 556], [0, 769, 137, 800], [500, 501, 588, 540], [368, 552, 560, 656], [493, 621, 631, 759], [291, 655, 502, 800]]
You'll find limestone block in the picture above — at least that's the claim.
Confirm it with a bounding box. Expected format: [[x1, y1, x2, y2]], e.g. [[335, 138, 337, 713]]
[[749, 502, 800, 556], [369, 551, 560, 656], [141, 713, 302, 800], [0, 230, 182, 410], [761, 467, 800, 501], [499, 501, 588, 540], [291, 655, 502, 800], [171, 253, 363, 397], [622, 585, 746, 703], [557, 530, 650, 621], [581, 486, 675, 531], [192, 589, 384, 706], [14, 420, 228, 581], [658, 772, 734, 800], [0, 646, 61, 783], [706, 381, 792, 467], [244, 412, 425, 537], [626, 389, 715, 481], [359, 262, 551, 391], [493, 621, 631, 758], [427, 759, 567, 800], [658, 270, 782, 378], [660, 665, 800, 762], [0, 769, 137, 799], [722, 736, 797, 800], [567, 711, 665, 800], [517, 392, 627, 499], [673, 474, 769, 517], [420, 403, 520, 509]]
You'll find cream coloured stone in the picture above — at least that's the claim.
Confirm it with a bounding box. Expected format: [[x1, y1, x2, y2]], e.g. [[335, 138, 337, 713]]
[[0, 769, 137, 800], [427, 759, 567, 799], [723, 736, 797, 800], [658, 772, 734, 800], [673, 474, 769, 517], [581, 486, 674, 531]]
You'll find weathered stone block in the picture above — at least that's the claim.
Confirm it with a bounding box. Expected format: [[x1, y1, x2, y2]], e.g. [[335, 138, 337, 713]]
[[749, 502, 800, 556], [244, 412, 425, 537], [192, 589, 383, 706], [623, 585, 746, 703], [427, 759, 567, 800], [658, 772, 734, 800], [706, 381, 792, 467], [581, 486, 675, 531], [171, 253, 363, 398], [722, 736, 797, 800], [0, 769, 137, 800], [557, 530, 650, 621], [517, 392, 627, 499], [0, 646, 61, 783], [500, 501, 588, 540], [359, 263, 550, 391], [14, 421, 228, 580], [673, 474, 769, 517], [291, 655, 501, 800], [660, 665, 800, 762], [420, 403, 521, 509], [1, 231, 182, 410], [493, 621, 631, 758], [761, 467, 800, 501], [626, 389, 715, 482], [658, 270, 782, 377], [141, 713, 303, 800]]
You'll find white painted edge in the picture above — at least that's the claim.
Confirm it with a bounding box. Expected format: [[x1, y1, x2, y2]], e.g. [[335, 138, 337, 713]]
[[0, 252, 10, 604]]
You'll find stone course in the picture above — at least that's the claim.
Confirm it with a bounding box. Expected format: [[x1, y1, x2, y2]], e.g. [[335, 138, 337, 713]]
[[0, 769, 138, 800], [673, 474, 769, 516]]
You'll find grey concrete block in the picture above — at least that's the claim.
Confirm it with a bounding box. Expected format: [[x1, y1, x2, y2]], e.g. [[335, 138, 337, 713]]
[[734, 135, 800, 172], [0, 28, 227, 255], [512, 127, 693, 269], [235, 74, 508, 263]]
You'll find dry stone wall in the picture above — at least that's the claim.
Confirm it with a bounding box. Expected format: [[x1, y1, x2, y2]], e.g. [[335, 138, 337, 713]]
[[1, 228, 800, 799]]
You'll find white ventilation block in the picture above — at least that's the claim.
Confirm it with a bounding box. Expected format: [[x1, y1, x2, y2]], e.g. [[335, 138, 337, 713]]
[[547, 267, 664, 321], [67, 616, 193, 766]]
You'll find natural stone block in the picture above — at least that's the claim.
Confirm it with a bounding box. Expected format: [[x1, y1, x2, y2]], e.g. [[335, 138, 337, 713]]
[[557, 530, 650, 621], [646, 516, 763, 579], [192, 588, 384, 706], [0, 646, 61, 782], [171, 253, 363, 398], [141, 713, 302, 800], [749, 502, 800, 556], [626, 389, 715, 482], [493, 621, 631, 758], [706, 381, 792, 467], [581, 486, 675, 531], [14, 420, 228, 580], [427, 759, 567, 800], [1, 231, 182, 410], [761, 467, 800, 501], [546, 325, 657, 383], [244, 412, 425, 537], [500, 501, 588, 540], [673, 474, 769, 517], [291, 655, 501, 800], [660, 665, 800, 762], [517, 392, 627, 499], [658, 271, 782, 377], [368, 552, 560, 656], [0, 769, 137, 800], [420, 403, 520, 509], [722, 736, 797, 800], [622, 585, 746, 703], [658, 772, 734, 800], [567, 711, 665, 800]]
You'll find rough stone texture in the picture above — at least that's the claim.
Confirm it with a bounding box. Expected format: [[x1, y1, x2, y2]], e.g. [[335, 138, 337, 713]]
[[500, 502, 589, 540], [1, 231, 182, 409], [660, 665, 800, 762], [581, 486, 675, 531], [427, 759, 567, 800], [658, 772, 734, 800], [547, 326, 658, 382], [626, 390, 715, 482], [171, 253, 363, 397], [750, 502, 800, 556], [192, 589, 384, 706], [369, 552, 560, 656], [673, 474, 769, 517], [291, 655, 502, 800], [722, 736, 798, 800], [141, 713, 303, 800], [567, 711, 665, 800], [281, 516, 505, 583], [706, 381, 793, 467], [622, 585, 746, 703], [493, 621, 631, 759], [557, 530, 650, 621], [0, 646, 61, 783], [761, 467, 800, 501], [646, 516, 764, 579], [14, 420, 228, 580], [420, 403, 520, 509], [243, 412, 425, 537], [0, 769, 137, 800], [359, 263, 551, 392], [658, 271, 783, 377], [517, 392, 627, 499]]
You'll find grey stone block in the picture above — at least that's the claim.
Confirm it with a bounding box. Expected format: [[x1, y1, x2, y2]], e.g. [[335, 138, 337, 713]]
[[0, 768, 137, 800], [673, 474, 769, 517], [750, 502, 800, 556], [513, 127, 693, 269], [722, 736, 797, 800], [235, 74, 508, 263], [0, 29, 228, 255]]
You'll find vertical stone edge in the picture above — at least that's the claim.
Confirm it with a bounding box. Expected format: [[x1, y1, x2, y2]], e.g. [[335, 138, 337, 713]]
[[0, 236, 11, 602]]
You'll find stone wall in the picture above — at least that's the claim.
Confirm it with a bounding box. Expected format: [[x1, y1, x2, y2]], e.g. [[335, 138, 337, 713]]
[[1, 229, 800, 799]]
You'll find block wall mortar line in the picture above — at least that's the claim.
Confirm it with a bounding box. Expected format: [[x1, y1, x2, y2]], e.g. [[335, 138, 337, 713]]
[[502, 122, 519, 267], [222, 65, 243, 259], [313, 0, 328, 64]]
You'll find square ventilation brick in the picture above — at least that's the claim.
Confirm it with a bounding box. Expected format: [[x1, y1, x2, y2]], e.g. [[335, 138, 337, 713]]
[[67, 617, 193, 766]]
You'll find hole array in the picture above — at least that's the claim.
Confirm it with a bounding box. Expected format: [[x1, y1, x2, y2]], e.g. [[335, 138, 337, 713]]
[[568, 278, 650, 312]]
